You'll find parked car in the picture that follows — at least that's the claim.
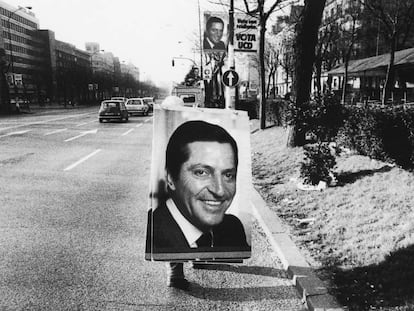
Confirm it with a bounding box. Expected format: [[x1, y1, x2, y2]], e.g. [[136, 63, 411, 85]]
[[142, 97, 155, 112], [110, 96, 128, 103], [98, 100, 129, 122], [125, 98, 149, 116]]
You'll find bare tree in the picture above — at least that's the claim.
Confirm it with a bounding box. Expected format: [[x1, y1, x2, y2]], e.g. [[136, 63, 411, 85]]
[[277, 30, 295, 95], [362, 0, 414, 104], [314, 13, 341, 95], [241, 0, 292, 129], [338, 2, 363, 104], [287, 0, 326, 147], [264, 40, 279, 98], [206, 0, 293, 126]]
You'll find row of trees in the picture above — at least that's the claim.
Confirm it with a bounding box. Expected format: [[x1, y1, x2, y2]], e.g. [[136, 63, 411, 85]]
[[233, 0, 414, 145], [231, 0, 327, 144], [54, 67, 158, 106], [0, 51, 163, 113]]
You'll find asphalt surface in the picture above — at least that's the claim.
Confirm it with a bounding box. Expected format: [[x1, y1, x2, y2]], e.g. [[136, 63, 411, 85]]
[[0, 106, 307, 310]]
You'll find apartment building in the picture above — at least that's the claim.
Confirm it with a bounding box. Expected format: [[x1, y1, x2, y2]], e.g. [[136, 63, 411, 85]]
[[0, 1, 44, 99], [54, 40, 91, 104], [322, 0, 414, 102], [1, 1, 141, 109]]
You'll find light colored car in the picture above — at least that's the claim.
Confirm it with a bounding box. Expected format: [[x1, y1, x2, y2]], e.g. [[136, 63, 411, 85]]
[[98, 100, 129, 122], [110, 96, 128, 103], [125, 98, 149, 116]]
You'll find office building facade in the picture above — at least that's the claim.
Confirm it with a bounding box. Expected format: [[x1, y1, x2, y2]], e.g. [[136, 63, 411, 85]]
[[0, 1, 45, 100]]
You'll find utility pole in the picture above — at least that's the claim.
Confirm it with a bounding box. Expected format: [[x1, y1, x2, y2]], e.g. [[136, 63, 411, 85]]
[[225, 0, 236, 109], [197, 0, 204, 79]]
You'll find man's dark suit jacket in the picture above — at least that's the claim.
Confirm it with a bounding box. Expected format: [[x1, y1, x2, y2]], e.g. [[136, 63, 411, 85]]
[[145, 201, 250, 261], [203, 37, 226, 50]]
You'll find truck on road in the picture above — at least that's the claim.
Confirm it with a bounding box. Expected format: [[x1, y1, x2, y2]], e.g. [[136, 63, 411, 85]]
[[171, 81, 205, 108]]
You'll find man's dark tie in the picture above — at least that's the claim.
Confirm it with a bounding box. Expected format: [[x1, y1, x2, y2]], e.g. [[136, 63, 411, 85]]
[[196, 232, 213, 247]]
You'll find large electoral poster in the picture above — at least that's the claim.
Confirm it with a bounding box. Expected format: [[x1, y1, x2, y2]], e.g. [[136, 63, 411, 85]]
[[145, 104, 252, 262]]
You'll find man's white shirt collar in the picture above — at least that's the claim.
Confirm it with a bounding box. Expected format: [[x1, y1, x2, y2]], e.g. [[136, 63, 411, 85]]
[[166, 198, 203, 248], [206, 37, 215, 49]]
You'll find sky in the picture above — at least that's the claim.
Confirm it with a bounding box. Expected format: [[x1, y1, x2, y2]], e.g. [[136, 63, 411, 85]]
[[10, 0, 230, 87]]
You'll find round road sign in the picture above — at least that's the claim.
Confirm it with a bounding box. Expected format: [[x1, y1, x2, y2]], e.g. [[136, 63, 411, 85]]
[[222, 69, 239, 87]]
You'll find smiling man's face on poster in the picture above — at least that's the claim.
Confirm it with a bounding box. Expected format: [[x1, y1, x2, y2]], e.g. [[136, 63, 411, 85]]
[[145, 106, 252, 262]]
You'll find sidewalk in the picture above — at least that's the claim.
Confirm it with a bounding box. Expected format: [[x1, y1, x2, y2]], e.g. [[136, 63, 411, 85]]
[[18, 102, 97, 114], [249, 119, 343, 311]]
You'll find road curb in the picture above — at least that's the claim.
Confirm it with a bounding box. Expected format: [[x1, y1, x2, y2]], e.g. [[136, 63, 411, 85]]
[[249, 188, 344, 311]]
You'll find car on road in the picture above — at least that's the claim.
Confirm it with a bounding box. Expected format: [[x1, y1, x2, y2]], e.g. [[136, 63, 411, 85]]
[[125, 98, 149, 116], [110, 96, 128, 103], [98, 100, 129, 122], [142, 97, 155, 112]]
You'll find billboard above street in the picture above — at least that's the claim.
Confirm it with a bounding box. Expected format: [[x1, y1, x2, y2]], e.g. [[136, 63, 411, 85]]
[[235, 13, 259, 53], [203, 11, 228, 52]]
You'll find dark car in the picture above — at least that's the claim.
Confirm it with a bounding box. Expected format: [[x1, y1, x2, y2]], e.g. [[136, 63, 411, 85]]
[[98, 100, 129, 123]]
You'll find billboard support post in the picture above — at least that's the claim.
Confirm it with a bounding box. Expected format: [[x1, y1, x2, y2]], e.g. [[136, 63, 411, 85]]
[[197, 0, 204, 79], [225, 0, 236, 109]]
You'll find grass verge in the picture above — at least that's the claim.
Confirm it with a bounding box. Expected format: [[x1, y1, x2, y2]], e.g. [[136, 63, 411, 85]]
[[250, 124, 414, 311]]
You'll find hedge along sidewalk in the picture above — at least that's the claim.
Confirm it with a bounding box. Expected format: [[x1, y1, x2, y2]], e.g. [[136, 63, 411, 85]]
[[249, 187, 343, 311]]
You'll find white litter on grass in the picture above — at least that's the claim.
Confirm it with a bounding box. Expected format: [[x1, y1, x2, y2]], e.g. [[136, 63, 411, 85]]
[[282, 198, 297, 205], [297, 180, 327, 191]]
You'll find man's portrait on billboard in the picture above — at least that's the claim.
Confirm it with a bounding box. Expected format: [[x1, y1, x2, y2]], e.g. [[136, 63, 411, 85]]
[[203, 14, 227, 51], [145, 107, 252, 262]]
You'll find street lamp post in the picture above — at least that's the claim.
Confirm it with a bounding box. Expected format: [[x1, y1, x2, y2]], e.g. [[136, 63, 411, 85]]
[[171, 56, 198, 68]]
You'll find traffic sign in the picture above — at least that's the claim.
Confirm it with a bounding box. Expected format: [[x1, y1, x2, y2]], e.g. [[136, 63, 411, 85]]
[[203, 68, 212, 80], [222, 69, 239, 87]]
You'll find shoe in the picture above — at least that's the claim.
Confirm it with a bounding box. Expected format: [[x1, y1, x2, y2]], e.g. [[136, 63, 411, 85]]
[[168, 278, 189, 290]]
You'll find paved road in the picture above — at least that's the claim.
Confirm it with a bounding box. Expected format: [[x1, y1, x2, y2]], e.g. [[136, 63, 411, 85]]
[[0, 107, 305, 310]]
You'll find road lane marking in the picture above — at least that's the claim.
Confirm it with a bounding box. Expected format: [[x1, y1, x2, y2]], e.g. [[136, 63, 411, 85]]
[[135, 124, 143, 128], [44, 128, 67, 136], [0, 126, 16, 131], [64, 149, 102, 171], [121, 128, 134, 136], [144, 118, 151, 123], [65, 129, 98, 142], [0, 112, 96, 131], [0, 130, 31, 138], [76, 120, 96, 127]]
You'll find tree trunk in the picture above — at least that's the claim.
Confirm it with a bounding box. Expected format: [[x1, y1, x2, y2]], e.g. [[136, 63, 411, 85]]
[[287, 0, 326, 147], [315, 59, 322, 96], [341, 57, 350, 105], [266, 68, 272, 97], [259, 19, 267, 130], [382, 35, 397, 105]]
